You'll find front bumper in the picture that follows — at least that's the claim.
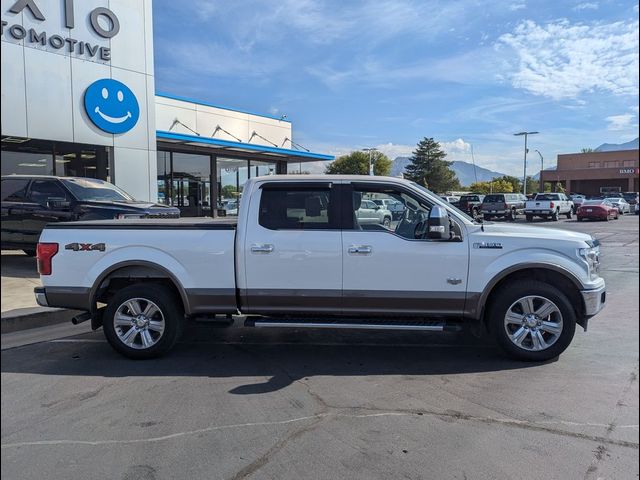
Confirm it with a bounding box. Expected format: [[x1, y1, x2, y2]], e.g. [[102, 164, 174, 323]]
[[581, 283, 606, 318]]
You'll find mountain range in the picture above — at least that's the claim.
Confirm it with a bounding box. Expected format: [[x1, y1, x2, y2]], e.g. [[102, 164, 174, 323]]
[[594, 137, 639, 152], [391, 157, 508, 186]]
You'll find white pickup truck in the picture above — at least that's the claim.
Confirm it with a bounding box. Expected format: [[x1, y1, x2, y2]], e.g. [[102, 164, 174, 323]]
[[525, 193, 574, 222], [34, 175, 606, 361]]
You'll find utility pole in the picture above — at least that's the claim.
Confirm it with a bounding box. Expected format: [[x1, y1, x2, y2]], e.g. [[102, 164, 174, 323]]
[[362, 147, 378, 176], [514, 131, 539, 196]]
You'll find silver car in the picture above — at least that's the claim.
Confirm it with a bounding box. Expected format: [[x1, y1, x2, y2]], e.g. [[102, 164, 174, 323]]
[[357, 199, 393, 228], [607, 198, 631, 214]]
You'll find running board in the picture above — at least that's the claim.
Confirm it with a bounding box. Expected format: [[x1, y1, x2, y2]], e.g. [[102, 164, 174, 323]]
[[244, 318, 461, 332]]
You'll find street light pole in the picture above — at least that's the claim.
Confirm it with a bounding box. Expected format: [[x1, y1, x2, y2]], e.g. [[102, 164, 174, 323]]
[[514, 131, 539, 196], [362, 147, 378, 176]]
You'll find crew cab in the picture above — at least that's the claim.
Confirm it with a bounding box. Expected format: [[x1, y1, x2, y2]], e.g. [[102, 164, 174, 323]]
[[34, 175, 606, 362], [525, 193, 574, 222]]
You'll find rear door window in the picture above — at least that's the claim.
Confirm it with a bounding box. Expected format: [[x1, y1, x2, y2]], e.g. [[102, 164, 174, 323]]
[[27, 180, 70, 206], [1, 179, 29, 202], [259, 186, 337, 230]]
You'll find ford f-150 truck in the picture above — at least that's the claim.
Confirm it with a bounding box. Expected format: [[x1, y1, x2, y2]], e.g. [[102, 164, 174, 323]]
[[34, 175, 606, 361], [525, 193, 574, 222]]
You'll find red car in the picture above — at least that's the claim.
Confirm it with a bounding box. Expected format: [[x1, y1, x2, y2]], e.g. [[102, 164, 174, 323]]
[[576, 199, 619, 221]]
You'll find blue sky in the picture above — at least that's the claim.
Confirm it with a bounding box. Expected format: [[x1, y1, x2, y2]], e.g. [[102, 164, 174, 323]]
[[153, 0, 639, 176]]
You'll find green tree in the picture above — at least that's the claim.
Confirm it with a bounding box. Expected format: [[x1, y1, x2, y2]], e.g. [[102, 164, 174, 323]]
[[221, 185, 238, 199], [467, 179, 514, 195], [404, 137, 460, 193], [525, 176, 539, 194], [581, 147, 594, 153], [325, 151, 392, 176], [499, 175, 522, 192]]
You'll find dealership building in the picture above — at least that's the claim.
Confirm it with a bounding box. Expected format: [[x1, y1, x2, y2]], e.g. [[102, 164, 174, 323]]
[[541, 149, 639, 196], [1, 0, 333, 217]]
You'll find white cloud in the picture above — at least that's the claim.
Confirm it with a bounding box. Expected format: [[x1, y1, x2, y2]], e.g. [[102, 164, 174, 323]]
[[573, 2, 599, 10], [605, 113, 637, 131], [509, 2, 526, 11], [496, 19, 639, 99]]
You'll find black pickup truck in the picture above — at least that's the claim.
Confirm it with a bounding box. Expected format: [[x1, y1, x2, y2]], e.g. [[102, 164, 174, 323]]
[[1, 175, 179, 255]]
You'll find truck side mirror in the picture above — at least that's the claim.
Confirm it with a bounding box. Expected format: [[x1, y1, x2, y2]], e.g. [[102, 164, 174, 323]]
[[427, 205, 450, 240]]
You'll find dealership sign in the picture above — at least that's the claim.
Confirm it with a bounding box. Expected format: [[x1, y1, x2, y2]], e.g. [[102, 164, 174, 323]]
[[84, 79, 139, 134], [1, 0, 119, 61], [619, 168, 639, 175]]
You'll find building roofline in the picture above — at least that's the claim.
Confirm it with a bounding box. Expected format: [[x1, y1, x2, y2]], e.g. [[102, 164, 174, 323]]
[[155, 92, 292, 123]]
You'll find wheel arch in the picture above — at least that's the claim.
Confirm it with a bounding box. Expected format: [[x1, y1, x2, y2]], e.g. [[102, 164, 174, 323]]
[[89, 260, 190, 329], [475, 264, 586, 331]]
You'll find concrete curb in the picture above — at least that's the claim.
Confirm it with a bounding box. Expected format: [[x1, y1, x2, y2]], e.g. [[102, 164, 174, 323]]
[[1, 307, 83, 334]]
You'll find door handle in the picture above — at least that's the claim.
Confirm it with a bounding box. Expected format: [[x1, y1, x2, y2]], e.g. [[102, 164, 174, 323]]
[[251, 243, 274, 254], [348, 245, 372, 255]]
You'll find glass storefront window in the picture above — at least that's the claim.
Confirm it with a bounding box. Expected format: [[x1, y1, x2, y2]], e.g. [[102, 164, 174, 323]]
[[171, 152, 212, 217], [2, 137, 108, 179], [157, 151, 171, 205], [1, 149, 53, 176], [217, 158, 250, 216], [250, 160, 276, 178]]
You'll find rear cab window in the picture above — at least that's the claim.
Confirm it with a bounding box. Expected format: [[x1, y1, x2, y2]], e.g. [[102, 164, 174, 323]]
[[258, 184, 338, 230], [1, 178, 30, 202], [483, 194, 505, 203]]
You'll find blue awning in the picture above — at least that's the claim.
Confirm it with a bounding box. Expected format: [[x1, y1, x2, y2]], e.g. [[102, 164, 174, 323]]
[[156, 130, 333, 162]]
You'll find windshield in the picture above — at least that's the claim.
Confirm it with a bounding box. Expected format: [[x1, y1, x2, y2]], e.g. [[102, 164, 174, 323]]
[[62, 178, 135, 202], [411, 182, 475, 222]]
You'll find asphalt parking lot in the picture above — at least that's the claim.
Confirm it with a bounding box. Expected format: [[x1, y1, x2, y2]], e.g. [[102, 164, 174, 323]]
[[1, 215, 638, 480]]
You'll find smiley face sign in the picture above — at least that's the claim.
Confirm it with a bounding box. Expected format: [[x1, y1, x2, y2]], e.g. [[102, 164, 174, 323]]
[[84, 79, 139, 134]]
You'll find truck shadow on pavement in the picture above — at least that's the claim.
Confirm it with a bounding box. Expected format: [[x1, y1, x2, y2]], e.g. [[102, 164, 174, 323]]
[[0, 251, 39, 279], [1, 324, 552, 394]]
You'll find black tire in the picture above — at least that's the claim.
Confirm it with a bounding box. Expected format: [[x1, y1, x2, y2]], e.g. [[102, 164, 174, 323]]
[[103, 284, 184, 359], [509, 209, 517, 221], [566, 209, 572, 219], [551, 209, 559, 221], [383, 217, 392, 228], [487, 280, 577, 362], [526, 215, 533, 222], [22, 249, 36, 257]]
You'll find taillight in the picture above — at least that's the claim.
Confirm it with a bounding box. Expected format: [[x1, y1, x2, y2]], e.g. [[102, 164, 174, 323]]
[[549, 202, 555, 209], [37, 242, 59, 275]]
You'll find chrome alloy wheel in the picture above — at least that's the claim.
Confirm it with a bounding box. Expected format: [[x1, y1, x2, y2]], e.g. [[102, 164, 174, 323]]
[[503, 295, 563, 352], [113, 298, 165, 350]]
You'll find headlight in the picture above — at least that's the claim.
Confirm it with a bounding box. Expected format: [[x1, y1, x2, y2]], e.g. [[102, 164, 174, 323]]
[[578, 246, 600, 280]]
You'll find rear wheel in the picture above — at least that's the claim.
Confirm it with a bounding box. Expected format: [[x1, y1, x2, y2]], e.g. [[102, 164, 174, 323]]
[[551, 209, 559, 221], [509, 209, 517, 221], [382, 217, 392, 228], [488, 281, 576, 361], [103, 284, 184, 359]]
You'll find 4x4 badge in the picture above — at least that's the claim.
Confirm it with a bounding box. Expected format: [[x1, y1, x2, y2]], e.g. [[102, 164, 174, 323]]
[[65, 243, 106, 252]]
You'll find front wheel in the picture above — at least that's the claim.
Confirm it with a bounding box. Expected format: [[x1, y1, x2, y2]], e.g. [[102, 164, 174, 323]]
[[566, 209, 572, 219], [382, 217, 392, 228], [487, 281, 576, 361], [103, 284, 184, 359]]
